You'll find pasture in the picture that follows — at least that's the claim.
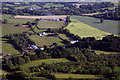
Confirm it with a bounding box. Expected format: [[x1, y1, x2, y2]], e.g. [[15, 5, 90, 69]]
[[2, 14, 34, 24], [20, 58, 70, 72], [29, 35, 63, 47], [43, 3, 64, 8], [1, 39, 20, 56], [66, 19, 112, 40], [59, 34, 70, 40], [37, 21, 65, 29], [71, 16, 118, 35], [94, 50, 120, 55], [53, 73, 102, 79], [2, 24, 31, 37]]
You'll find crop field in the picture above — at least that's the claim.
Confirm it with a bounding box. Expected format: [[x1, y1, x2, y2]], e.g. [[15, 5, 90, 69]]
[[29, 35, 63, 47], [66, 19, 112, 40], [38, 21, 65, 29], [14, 15, 67, 19], [71, 16, 118, 35], [20, 58, 70, 72], [53, 73, 102, 79]]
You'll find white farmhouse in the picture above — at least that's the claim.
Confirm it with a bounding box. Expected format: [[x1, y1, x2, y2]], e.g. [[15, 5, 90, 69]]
[[70, 40, 79, 44]]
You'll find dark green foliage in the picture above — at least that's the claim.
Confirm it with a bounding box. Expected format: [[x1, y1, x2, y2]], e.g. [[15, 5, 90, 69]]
[[17, 57, 25, 65], [5, 60, 15, 70], [23, 55, 30, 63]]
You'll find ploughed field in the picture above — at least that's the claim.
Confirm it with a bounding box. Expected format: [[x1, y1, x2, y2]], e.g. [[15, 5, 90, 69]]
[[71, 16, 118, 35]]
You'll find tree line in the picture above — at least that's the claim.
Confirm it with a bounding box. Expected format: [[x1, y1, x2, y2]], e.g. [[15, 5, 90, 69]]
[[2, 2, 114, 16]]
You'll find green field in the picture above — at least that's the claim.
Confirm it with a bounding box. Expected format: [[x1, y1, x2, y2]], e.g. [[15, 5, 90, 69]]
[[66, 19, 112, 40], [43, 3, 64, 8], [53, 73, 102, 79], [94, 50, 120, 55], [20, 58, 70, 72], [2, 14, 34, 24], [5, 4, 15, 6], [71, 16, 118, 35], [15, 5, 41, 9], [59, 34, 70, 40], [29, 35, 63, 47], [38, 21, 65, 29], [1, 38, 20, 56]]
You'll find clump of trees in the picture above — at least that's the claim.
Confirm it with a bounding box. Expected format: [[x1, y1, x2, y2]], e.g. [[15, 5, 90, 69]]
[[94, 8, 120, 20]]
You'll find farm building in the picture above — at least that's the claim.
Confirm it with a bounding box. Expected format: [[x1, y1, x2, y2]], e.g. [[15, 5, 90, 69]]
[[22, 25, 29, 28], [31, 45, 39, 50], [38, 32, 47, 36], [70, 40, 79, 44], [40, 47, 44, 50]]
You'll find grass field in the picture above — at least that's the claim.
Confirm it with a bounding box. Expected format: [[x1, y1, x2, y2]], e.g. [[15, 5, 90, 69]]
[[43, 3, 64, 8], [29, 35, 63, 47], [1, 38, 20, 56], [2, 14, 34, 24], [38, 21, 65, 29], [2, 24, 30, 36], [53, 73, 102, 79], [5, 4, 15, 6], [15, 5, 41, 9], [71, 16, 118, 35], [20, 58, 70, 72], [94, 50, 120, 55], [59, 34, 70, 40], [66, 19, 112, 40]]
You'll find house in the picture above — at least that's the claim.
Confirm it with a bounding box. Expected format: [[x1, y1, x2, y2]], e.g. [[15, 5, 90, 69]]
[[39, 32, 46, 36], [40, 47, 44, 50], [70, 40, 79, 44], [31, 45, 39, 50], [22, 25, 29, 28]]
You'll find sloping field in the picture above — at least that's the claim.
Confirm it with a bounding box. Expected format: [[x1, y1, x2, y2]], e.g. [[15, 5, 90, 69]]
[[29, 35, 63, 47], [71, 16, 118, 35], [20, 58, 70, 72], [66, 19, 112, 40], [53, 73, 102, 79], [14, 15, 68, 19]]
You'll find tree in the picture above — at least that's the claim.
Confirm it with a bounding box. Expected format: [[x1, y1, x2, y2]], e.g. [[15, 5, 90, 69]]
[[3, 19, 8, 24], [17, 57, 25, 65], [5, 60, 15, 70], [100, 18, 104, 23], [66, 16, 71, 23], [23, 56, 30, 63]]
